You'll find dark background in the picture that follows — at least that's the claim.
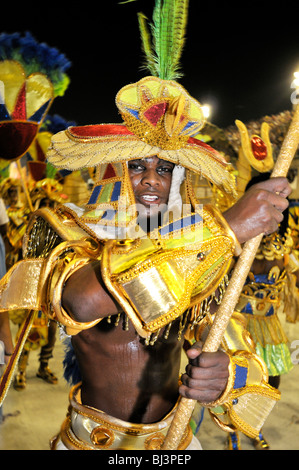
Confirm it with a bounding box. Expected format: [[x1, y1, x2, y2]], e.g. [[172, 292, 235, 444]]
[[3, 0, 298, 129]]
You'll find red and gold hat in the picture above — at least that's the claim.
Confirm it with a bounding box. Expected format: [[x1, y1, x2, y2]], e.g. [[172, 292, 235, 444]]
[[46, 77, 236, 230], [47, 77, 235, 192]]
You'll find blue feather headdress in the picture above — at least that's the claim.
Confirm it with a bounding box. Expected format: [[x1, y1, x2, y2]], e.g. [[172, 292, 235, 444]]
[[0, 32, 72, 163], [0, 32, 71, 97]]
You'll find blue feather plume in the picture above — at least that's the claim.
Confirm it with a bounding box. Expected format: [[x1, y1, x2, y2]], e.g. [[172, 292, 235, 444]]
[[62, 338, 82, 386], [0, 32, 71, 96]]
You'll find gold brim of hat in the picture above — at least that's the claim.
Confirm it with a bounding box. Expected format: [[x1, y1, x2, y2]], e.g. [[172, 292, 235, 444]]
[[47, 124, 236, 196], [46, 77, 236, 196]]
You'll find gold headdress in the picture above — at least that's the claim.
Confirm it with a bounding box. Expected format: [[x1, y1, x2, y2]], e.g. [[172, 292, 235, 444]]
[[46, 2, 236, 230], [235, 119, 293, 262], [0, 32, 71, 210], [0, 177, 22, 202], [0, 32, 71, 163], [235, 119, 274, 197]]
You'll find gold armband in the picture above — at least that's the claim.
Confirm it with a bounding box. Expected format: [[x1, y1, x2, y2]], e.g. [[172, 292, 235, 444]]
[[208, 205, 242, 257], [197, 353, 236, 409], [43, 239, 103, 335], [208, 351, 280, 438], [189, 312, 280, 438], [0, 207, 103, 329]]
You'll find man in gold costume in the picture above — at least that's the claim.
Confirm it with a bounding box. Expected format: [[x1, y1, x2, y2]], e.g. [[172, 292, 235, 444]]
[[0, 2, 293, 449], [0, 74, 291, 450]]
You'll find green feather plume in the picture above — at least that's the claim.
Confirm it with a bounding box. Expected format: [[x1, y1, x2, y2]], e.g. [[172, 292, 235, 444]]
[[138, 0, 189, 81], [137, 12, 157, 75]]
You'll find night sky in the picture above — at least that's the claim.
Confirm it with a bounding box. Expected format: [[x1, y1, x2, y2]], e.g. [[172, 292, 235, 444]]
[[3, 0, 299, 129]]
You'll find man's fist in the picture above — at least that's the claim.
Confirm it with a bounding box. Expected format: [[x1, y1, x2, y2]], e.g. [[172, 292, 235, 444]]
[[179, 342, 230, 403], [223, 177, 291, 244]]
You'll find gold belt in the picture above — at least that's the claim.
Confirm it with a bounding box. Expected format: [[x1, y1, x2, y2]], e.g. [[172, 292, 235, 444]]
[[53, 383, 193, 450]]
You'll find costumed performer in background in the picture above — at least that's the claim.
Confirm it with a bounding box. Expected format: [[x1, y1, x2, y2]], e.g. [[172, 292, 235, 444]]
[[0, 178, 29, 269], [0, 196, 13, 366], [0, 196, 13, 422], [230, 174, 296, 450], [215, 120, 298, 450], [10, 177, 69, 390], [0, 196, 8, 279], [0, 32, 71, 391]]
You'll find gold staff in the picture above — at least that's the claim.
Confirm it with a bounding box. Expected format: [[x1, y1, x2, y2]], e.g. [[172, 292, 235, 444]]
[[162, 103, 299, 450]]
